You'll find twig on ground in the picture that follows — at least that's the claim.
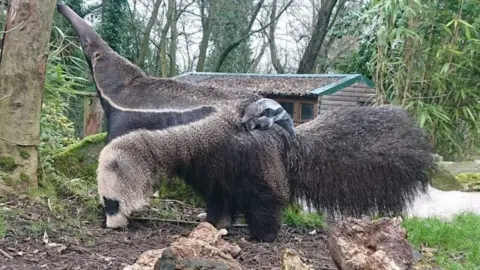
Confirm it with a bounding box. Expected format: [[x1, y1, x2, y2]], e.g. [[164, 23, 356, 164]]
[[0, 248, 13, 260], [160, 199, 193, 207], [132, 217, 249, 227], [0, 94, 12, 101]]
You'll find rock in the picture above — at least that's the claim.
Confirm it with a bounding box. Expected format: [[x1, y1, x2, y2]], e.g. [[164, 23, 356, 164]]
[[432, 154, 443, 163], [196, 212, 207, 221], [124, 222, 243, 270], [431, 167, 464, 191], [280, 248, 313, 270], [123, 249, 166, 270], [52, 133, 107, 180], [439, 160, 480, 174], [327, 217, 414, 270]]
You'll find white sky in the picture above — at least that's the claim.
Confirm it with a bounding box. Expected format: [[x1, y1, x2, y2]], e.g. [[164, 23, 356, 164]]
[[81, 0, 332, 73]]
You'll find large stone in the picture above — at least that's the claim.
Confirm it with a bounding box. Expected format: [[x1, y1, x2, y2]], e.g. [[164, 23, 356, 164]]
[[124, 249, 166, 270], [124, 222, 242, 270], [327, 217, 414, 270], [280, 248, 313, 270], [154, 222, 242, 270], [52, 133, 107, 180], [431, 167, 464, 191]]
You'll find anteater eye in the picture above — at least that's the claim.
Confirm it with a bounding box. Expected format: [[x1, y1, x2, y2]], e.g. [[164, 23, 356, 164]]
[[94, 52, 101, 59]]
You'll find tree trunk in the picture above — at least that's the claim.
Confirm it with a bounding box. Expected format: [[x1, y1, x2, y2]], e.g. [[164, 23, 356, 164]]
[[195, 0, 218, 72], [296, 0, 338, 74], [83, 96, 104, 137], [137, 0, 162, 68], [0, 0, 56, 189], [268, 0, 285, 74], [213, 0, 293, 72], [249, 41, 268, 72], [169, 3, 177, 77], [157, 0, 174, 77]]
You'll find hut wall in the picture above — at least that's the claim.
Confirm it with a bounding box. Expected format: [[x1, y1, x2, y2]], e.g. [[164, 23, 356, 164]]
[[318, 83, 376, 115]]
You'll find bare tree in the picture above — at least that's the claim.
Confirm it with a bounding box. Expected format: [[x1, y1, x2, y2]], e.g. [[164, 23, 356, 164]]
[[249, 39, 268, 72], [156, 0, 175, 77], [213, 0, 293, 72], [169, 2, 178, 76], [0, 0, 57, 188], [137, 0, 163, 67], [195, 0, 218, 72], [315, 0, 346, 73], [267, 0, 285, 73], [297, 0, 338, 74]]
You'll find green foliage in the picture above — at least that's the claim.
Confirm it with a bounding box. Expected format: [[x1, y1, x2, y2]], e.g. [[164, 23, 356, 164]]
[[335, 0, 480, 161], [0, 156, 17, 172], [404, 213, 480, 269], [41, 28, 96, 155], [282, 203, 324, 233], [100, 0, 130, 56], [206, 0, 253, 72]]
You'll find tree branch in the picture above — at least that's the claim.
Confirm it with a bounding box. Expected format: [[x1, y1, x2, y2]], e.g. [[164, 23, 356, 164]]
[[267, 0, 285, 73], [79, 4, 102, 18], [214, 0, 293, 72]]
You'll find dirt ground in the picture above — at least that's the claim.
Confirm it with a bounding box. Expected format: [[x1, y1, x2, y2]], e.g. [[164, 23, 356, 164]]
[[0, 195, 337, 270]]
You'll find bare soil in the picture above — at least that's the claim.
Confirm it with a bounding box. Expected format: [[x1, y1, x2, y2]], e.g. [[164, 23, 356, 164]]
[[0, 195, 336, 270]]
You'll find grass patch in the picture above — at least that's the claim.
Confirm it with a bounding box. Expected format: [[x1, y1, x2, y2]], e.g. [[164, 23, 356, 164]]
[[404, 212, 480, 269], [282, 204, 324, 233]]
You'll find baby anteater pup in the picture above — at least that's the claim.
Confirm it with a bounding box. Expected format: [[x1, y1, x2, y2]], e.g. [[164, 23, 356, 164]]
[[241, 98, 296, 137]]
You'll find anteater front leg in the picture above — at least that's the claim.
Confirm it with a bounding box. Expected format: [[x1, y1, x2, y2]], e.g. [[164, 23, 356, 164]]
[[205, 192, 233, 230]]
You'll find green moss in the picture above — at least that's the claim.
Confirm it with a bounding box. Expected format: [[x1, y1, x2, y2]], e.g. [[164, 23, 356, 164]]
[[0, 156, 18, 172], [431, 167, 464, 191], [52, 133, 107, 180], [19, 172, 30, 183], [455, 173, 480, 191], [282, 203, 324, 233], [2, 175, 14, 186], [19, 151, 30, 160], [0, 211, 6, 238]]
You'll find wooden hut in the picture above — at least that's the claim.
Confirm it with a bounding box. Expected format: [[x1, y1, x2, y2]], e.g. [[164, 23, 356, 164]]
[[174, 72, 377, 126]]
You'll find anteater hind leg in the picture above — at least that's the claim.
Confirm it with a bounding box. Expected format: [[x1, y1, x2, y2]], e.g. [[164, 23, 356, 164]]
[[205, 192, 233, 230], [243, 194, 284, 243]]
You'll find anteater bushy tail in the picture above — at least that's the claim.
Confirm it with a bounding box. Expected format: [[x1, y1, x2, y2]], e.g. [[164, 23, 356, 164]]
[[291, 106, 436, 218]]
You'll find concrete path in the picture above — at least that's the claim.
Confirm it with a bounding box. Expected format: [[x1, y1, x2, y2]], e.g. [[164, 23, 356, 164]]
[[405, 185, 480, 220]]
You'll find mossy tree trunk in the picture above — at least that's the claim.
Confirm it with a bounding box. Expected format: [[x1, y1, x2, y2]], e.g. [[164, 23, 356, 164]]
[[0, 0, 56, 189]]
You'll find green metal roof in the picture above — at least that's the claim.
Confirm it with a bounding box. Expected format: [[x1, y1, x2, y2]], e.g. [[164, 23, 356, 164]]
[[174, 72, 375, 97]]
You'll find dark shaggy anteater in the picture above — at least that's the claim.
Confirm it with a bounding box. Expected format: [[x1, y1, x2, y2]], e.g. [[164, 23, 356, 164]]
[[98, 105, 434, 242], [57, 4, 435, 242]]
